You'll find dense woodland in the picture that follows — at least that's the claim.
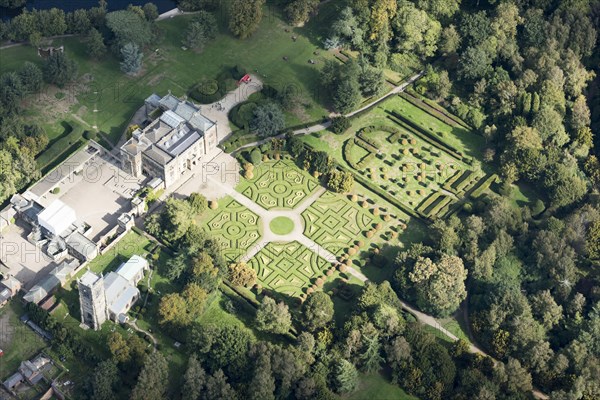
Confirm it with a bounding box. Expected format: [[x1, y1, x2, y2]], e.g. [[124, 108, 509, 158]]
[[1, 0, 599, 399]]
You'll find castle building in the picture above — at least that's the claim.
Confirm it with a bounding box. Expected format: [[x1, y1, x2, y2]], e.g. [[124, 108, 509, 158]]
[[120, 93, 219, 189]]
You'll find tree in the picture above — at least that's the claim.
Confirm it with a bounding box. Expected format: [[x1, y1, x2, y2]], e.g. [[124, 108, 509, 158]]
[[251, 102, 285, 138], [570, 95, 591, 131], [494, 358, 533, 394], [107, 332, 130, 364], [332, 78, 361, 114], [10, 10, 36, 40], [189, 324, 252, 376], [0, 0, 26, 8], [330, 7, 364, 50], [586, 221, 600, 260], [188, 192, 208, 214], [331, 359, 358, 393], [190, 252, 220, 291], [584, 155, 600, 191], [161, 197, 194, 242], [89, 360, 118, 400], [530, 290, 563, 329], [248, 353, 276, 400], [326, 170, 354, 193], [544, 158, 588, 209], [28, 31, 42, 48], [458, 46, 492, 81], [302, 291, 334, 331], [183, 11, 217, 51], [0, 72, 24, 115], [105, 10, 152, 48], [183, 283, 208, 321], [359, 332, 384, 373], [143, 3, 159, 21], [249, 148, 262, 165], [67, 9, 92, 34], [285, 0, 320, 26], [16, 62, 42, 94], [256, 296, 292, 334], [204, 369, 238, 400], [228, 262, 257, 287], [358, 62, 384, 97], [277, 85, 302, 111], [43, 51, 78, 87], [158, 293, 190, 326], [228, 0, 265, 39], [181, 354, 206, 400], [392, 2, 441, 58], [86, 28, 107, 59], [411, 255, 468, 316], [120, 42, 143, 75], [130, 352, 169, 400], [330, 116, 350, 134], [34, 8, 67, 36]]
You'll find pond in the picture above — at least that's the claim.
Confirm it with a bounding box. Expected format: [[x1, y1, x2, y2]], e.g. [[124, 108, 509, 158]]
[[1, 0, 177, 20]]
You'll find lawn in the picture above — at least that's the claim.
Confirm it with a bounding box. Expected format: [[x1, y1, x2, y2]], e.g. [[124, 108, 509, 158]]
[[269, 216, 295, 235], [346, 371, 419, 400], [238, 159, 321, 210], [0, 2, 337, 148], [73, 230, 155, 279], [0, 301, 48, 380], [301, 95, 489, 220]]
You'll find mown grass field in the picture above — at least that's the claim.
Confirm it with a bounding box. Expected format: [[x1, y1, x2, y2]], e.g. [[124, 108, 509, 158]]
[[0, 2, 338, 148], [0, 301, 48, 380]]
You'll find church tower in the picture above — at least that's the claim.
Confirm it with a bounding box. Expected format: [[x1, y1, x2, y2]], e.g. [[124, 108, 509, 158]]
[[78, 271, 107, 330]]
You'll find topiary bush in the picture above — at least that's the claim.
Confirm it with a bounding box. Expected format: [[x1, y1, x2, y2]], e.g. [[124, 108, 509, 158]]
[[229, 101, 258, 129]]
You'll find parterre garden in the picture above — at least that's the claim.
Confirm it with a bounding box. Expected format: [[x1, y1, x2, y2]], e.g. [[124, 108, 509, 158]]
[[205, 199, 261, 262], [247, 241, 330, 298], [302, 191, 376, 255], [237, 159, 320, 209], [302, 94, 496, 220], [200, 155, 409, 302]]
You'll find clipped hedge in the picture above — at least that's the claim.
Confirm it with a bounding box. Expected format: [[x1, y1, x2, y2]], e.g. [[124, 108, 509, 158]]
[[400, 92, 470, 130], [417, 192, 443, 214], [387, 111, 464, 161], [189, 70, 237, 104], [229, 101, 258, 129], [448, 170, 473, 192], [301, 140, 425, 221], [442, 169, 463, 192], [354, 137, 378, 154], [427, 196, 453, 218], [470, 174, 499, 199], [453, 171, 479, 193]]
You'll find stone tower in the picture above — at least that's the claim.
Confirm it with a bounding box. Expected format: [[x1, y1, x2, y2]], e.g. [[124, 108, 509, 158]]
[[78, 271, 107, 330]]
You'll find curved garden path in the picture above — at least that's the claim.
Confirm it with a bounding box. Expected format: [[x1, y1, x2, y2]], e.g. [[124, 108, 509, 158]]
[[232, 71, 425, 153]]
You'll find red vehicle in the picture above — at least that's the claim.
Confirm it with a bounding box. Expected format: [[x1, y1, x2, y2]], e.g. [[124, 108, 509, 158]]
[[238, 74, 251, 85]]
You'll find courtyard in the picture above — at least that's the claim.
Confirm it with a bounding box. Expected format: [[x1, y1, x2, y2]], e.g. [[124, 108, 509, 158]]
[[32, 148, 144, 242]]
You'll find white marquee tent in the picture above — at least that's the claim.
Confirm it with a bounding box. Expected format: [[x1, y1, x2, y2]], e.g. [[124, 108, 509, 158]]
[[37, 200, 76, 236]]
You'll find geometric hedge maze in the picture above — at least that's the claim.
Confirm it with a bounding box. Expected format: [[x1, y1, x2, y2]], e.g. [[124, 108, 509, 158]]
[[242, 159, 319, 209], [302, 191, 375, 256], [205, 199, 261, 262], [248, 241, 329, 297]]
